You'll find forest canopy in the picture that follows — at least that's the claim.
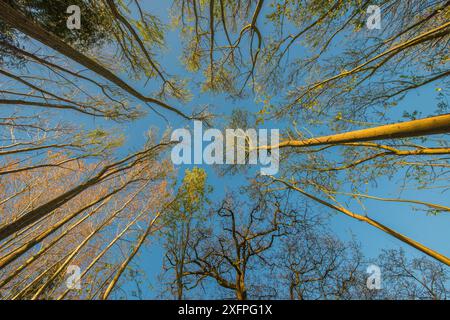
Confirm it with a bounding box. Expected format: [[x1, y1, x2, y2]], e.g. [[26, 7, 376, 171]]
[[0, 0, 448, 300]]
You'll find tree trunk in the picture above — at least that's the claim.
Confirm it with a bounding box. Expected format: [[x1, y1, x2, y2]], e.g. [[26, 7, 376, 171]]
[[259, 113, 450, 150], [236, 274, 247, 300]]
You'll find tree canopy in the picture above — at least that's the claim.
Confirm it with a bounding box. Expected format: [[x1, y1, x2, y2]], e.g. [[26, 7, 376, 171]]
[[0, 0, 448, 300]]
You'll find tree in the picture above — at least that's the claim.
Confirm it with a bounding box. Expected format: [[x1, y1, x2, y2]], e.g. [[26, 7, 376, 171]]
[[161, 167, 210, 299], [377, 248, 449, 299], [275, 224, 366, 300], [0, 0, 113, 49], [0, 1, 195, 119], [173, 186, 297, 300]]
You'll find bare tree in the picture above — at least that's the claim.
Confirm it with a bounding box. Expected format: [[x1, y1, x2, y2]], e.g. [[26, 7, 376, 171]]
[[177, 189, 294, 300]]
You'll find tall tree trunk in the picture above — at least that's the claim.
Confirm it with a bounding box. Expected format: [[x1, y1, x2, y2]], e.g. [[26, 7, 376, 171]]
[[259, 113, 450, 150], [273, 178, 450, 266], [102, 212, 161, 299], [236, 273, 247, 300]]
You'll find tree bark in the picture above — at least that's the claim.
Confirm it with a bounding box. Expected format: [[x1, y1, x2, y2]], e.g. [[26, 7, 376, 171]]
[[258, 113, 450, 150]]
